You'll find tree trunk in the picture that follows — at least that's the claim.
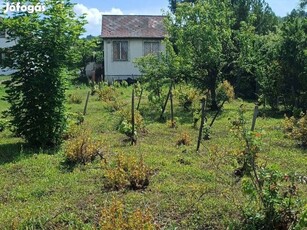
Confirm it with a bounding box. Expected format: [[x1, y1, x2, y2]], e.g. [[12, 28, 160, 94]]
[[209, 69, 218, 111]]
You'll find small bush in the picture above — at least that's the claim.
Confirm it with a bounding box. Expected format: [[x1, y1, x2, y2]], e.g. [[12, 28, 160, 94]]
[[97, 86, 118, 102], [117, 108, 146, 138], [102, 154, 151, 190], [121, 80, 129, 88], [63, 112, 84, 139], [216, 80, 235, 103], [64, 128, 104, 165], [178, 87, 200, 111], [283, 115, 296, 135], [241, 169, 302, 230], [202, 123, 211, 140], [100, 198, 156, 230], [112, 81, 121, 88], [166, 118, 177, 128], [67, 94, 83, 104], [176, 132, 191, 146], [284, 113, 307, 147]]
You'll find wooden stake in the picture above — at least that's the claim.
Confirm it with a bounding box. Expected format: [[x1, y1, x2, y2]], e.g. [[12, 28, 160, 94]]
[[131, 88, 136, 145], [209, 99, 227, 127], [170, 89, 174, 128], [251, 105, 259, 131], [160, 82, 173, 120], [136, 88, 143, 110], [197, 98, 206, 152], [83, 91, 90, 116]]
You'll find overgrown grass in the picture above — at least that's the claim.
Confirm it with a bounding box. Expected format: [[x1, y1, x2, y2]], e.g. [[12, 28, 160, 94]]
[[0, 81, 306, 229]]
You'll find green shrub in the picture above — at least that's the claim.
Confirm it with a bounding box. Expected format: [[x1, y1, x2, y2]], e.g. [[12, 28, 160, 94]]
[[117, 108, 146, 138], [121, 80, 128, 88], [178, 87, 201, 111], [230, 106, 303, 229]]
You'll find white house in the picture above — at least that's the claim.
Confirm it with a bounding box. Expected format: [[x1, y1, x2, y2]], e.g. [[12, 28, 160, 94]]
[[0, 30, 17, 75], [101, 15, 166, 82]]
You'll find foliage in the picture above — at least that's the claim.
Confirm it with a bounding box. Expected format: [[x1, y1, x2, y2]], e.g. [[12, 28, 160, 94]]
[[96, 86, 118, 102], [241, 169, 302, 229], [283, 115, 297, 135], [178, 86, 201, 111], [166, 118, 177, 128], [0, 118, 8, 132], [102, 154, 151, 190], [99, 198, 156, 230], [230, 106, 262, 176], [64, 127, 104, 165], [230, 106, 303, 229], [1, 0, 86, 147], [167, 0, 233, 110], [67, 94, 83, 104], [202, 123, 211, 140], [216, 80, 235, 104], [176, 132, 191, 146], [135, 40, 184, 112], [284, 113, 307, 148], [117, 108, 146, 138], [279, 11, 307, 110], [69, 37, 103, 78]]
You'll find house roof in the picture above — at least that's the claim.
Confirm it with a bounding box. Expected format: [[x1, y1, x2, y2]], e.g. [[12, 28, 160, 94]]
[[101, 15, 166, 39]]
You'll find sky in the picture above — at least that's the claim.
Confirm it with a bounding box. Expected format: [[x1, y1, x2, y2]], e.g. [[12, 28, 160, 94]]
[[0, 0, 302, 36], [72, 0, 302, 36]]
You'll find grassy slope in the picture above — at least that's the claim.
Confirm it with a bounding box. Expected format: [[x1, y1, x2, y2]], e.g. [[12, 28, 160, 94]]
[[0, 81, 306, 229]]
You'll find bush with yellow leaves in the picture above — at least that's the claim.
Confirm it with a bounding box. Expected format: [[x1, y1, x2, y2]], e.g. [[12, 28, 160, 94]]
[[176, 132, 191, 146], [284, 112, 307, 148], [97, 86, 118, 102], [216, 80, 235, 103], [117, 108, 146, 138], [178, 87, 201, 111], [100, 198, 157, 230], [64, 128, 104, 165], [102, 154, 151, 190], [293, 113, 307, 147]]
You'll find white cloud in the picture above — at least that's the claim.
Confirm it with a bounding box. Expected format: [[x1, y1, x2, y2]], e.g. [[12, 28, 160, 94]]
[[74, 4, 123, 36]]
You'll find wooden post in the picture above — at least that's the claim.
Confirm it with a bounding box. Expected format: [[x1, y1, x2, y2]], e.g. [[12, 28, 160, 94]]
[[160, 82, 173, 120], [136, 88, 143, 110], [196, 98, 206, 152], [83, 91, 90, 116], [209, 99, 227, 127], [131, 88, 136, 145], [170, 89, 174, 128], [251, 105, 259, 131]]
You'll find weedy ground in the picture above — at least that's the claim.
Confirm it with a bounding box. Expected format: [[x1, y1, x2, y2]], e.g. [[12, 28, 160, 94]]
[[0, 77, 306, 229]]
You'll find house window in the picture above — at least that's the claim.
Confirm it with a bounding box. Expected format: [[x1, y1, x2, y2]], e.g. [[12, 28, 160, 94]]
[[113, 41, 128, 61], [144, 42, 160, 56]]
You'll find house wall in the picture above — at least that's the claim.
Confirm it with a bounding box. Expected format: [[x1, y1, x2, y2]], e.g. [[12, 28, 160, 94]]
[[104, 38, 165, 82]]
